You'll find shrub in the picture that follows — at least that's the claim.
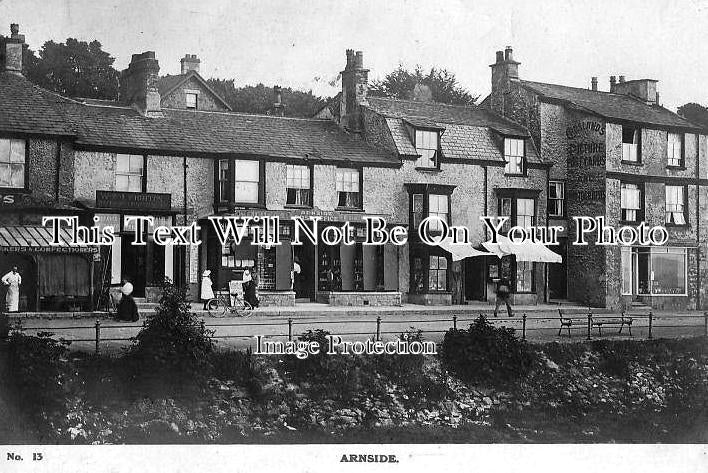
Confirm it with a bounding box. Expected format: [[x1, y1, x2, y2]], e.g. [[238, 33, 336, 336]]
[[441, 315, 534, 386], [126, 279, 214, 397]]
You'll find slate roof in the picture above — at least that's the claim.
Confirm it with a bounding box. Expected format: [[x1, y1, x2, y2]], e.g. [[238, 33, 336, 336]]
[[519, 80, 699, 130], [364, 97, 542, 164], [0, 72, 74, 136], [58, 101, 397, 165]]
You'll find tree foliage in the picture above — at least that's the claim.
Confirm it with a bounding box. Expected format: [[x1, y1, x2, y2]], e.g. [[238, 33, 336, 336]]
[[24, 38, 120, 100], [207, 79, 326, 118], [677, 103, 708, 129], [369, 64, 478, 106]]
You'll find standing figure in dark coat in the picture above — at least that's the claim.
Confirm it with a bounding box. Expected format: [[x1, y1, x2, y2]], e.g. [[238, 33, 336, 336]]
[[117, 280, 139, 322]]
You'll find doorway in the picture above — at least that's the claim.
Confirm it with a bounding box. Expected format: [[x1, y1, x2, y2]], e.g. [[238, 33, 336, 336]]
[[548, 237, 568, 300], [464, 257, 486, 301], [121, 237, 147, 297], [293, 239, 315, 301]]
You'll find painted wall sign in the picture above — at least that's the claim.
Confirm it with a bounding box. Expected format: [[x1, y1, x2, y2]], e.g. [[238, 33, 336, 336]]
[[96, 190, 172, 211]]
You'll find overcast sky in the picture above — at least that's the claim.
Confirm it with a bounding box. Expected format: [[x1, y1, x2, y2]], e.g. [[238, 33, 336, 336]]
[[1, 0, 707, 110]]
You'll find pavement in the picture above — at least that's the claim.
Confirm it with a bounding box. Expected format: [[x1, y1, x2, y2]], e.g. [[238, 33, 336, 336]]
[[6, 303, 707, 354]]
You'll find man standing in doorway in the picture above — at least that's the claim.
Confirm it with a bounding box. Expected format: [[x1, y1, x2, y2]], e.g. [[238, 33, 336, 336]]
[[1, 266, 22, 312]]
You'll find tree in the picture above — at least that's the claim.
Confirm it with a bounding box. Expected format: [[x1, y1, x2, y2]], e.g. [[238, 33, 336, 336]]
[[207, 79, 326, 118], [369, 64, 478, 106], [25, 38, 120, 100], [677, 103, 708, 129]]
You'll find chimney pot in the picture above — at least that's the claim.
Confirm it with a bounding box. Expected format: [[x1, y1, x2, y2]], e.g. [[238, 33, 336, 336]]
[[180, 53, 200, 74], [504, 46, 513, 61], [619, 75, 626, 83], [495, 50, 504, 63], [354, 51, 364, 69], [591, 76, 598, 91], [610, 76, 617, 89]]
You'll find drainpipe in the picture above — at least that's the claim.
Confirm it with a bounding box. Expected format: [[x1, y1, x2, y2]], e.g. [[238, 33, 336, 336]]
[[545, 166, 550, 303], [183, 156, 188, 288], [696, 135, 701, 309]]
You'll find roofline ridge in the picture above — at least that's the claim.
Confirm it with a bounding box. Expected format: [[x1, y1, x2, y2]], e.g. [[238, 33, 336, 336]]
[[163, 107, 334, 122], [368, 95, 478, 110]]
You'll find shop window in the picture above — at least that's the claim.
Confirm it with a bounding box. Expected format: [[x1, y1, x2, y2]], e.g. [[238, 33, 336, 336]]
[[234, 160, 260, 204], [414, 129, 439, 168], [667, 132, 684, 167], [504, 138, 524, 175], [516, 261, 534, 293], [115, 154, 144, 193], [628, 247, 686, 296], [336, 168, 361, 209], [218, 159, 229, 203], [622, 126, 640, 162], [0, 138, 25, 189], [258, 247, 276, 290], [620, 182, 642, 222], [548, 181, 565, 217], [428, 255, 448, 291], [665, 185, 686, 225], [286, 164, 312, 206], [428, 194, 449, 233], [186, 92, 198, 109]]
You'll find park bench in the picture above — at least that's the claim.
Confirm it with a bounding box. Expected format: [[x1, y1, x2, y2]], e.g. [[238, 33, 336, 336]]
[[557, 308, 573, 336], [592, 311, 633, 336]]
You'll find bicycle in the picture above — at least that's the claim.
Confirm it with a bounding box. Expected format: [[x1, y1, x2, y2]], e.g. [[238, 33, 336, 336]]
[[205, 288, 253, 318]]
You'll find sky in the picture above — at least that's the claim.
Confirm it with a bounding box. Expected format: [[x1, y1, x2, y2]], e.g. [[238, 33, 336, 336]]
[[0, 0, 707, 111]]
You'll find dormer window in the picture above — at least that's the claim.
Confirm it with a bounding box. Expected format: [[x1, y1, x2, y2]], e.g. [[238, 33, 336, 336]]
[[414, 129, 439, 168], [186, 91, 198, 109], [504, 138, 524, 175]]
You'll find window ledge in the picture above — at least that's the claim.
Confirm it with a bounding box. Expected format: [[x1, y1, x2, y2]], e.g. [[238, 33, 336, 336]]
[[335, 206, 364, 213], [664, 223, 691, 229], [504, 173, 526, 177], [666, 165, 687, 171], [232, 203, 266, 209], [415, 167, 441, 173], [621, 160, 642, 166], [548, 214, 565, 219], [284, 204, 313, 210], [619, 220, 642, 226]]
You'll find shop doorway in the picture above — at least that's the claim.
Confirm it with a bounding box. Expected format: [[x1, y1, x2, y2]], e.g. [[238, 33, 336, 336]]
[[548, 237, 568, 300], [293, 240, 315, 301], [0, 254, 36, 311], [464, 257, 486, 301], [121, 237, 147, 297]]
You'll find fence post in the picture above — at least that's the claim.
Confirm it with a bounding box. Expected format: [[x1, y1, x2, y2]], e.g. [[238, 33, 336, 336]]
[[648, 311, 653, 340], [586, 309, 592, 340], [453, 314, 457, 331], [288, 318, 293, 341], [94, 319, 101, 354], [522, 313, 527, 341], [376, 316, 381, 341]]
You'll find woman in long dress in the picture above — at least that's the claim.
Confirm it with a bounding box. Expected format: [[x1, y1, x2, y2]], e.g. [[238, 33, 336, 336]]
[[116, 280, 139, 322], [1, 266, 21, 312], [200, 270, 215, 309]]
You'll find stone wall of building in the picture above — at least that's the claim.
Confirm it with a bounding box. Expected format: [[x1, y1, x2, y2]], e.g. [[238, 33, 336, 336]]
[[160, 75, 228, 111]]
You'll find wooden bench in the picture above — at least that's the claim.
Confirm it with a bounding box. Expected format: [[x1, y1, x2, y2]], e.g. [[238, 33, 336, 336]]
[[592, 311, 633, 336], [557, 308, 573, 336]]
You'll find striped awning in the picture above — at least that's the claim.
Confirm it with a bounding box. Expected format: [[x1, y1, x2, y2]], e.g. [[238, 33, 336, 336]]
[[0, 225, 98, 253]]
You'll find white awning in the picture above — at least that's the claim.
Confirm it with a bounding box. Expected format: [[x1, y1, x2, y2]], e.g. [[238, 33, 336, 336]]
[[437, 237, 491, 261], [482, 235, 562, 263]]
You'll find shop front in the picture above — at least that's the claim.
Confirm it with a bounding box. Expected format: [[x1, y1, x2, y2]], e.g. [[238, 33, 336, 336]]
[[81, 190, 179, 302], [620, 246, 692, 310], [0, 225, 97, 312], [201, 208, 402, 307]]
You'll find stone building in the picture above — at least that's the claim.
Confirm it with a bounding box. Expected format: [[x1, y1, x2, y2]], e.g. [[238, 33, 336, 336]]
[[323, 50, 552, 305], [482, 47, 708, 310], [155, 54, 232, 111]]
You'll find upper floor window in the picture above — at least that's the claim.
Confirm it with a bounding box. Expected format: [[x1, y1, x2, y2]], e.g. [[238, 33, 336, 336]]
[[233, 159, 260, 203], [115, 154, 144, 193], [622, 126, 640, 162], [498, 196, 535, 231], [428, 194, 449, 232], [665, 185, 686, 225], [620, 182, 642, 222], [548, 181, 565, 217], [286, 164, 312, 207], [504, 138, 524, 175], [186, 92, 198, 109], [667, 132, 684, 167], [217, 159, 229, 203], [0, 138, 25, 189], [414, 129, 439, 168], [336, 168, 361, 208]]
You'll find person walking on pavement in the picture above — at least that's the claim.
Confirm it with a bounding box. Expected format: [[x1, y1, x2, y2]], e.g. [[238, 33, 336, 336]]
[[200, 270, 215, 309], [493, 275, 514, 318], [117, 279, 139, 322], [1, 266, 21, 313]]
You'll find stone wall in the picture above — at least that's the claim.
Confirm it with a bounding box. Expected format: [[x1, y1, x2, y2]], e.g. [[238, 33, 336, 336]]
[[160, 75, 229, 111], [324, 291, 402, 306], [258, 290, 295, 307]]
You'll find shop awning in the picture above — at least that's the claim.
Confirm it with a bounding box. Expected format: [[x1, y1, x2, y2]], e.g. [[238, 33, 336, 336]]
[[437, 237, 491, 262], [482, 235, 562, 263], [0, 225, 97, 253]]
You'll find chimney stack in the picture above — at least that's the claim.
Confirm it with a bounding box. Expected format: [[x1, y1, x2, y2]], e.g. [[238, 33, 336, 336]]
[[612, 77, 659, 105], [272, 85, 286, 117], [180, 54, 200, 75], [2, 23, 26, 75], [610, 75, 617, 90], [504, 46, 514, 62], [339, 49, 369, 131], [489, 45, 521, 116], [591, 76, 598, 91], [619, 75, 626, 83], [120, 51, 163, 117]]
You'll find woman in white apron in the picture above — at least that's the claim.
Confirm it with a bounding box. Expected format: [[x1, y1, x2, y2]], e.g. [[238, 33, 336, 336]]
[[2, 266, 22, 312], [200, 270, 215, 309]]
